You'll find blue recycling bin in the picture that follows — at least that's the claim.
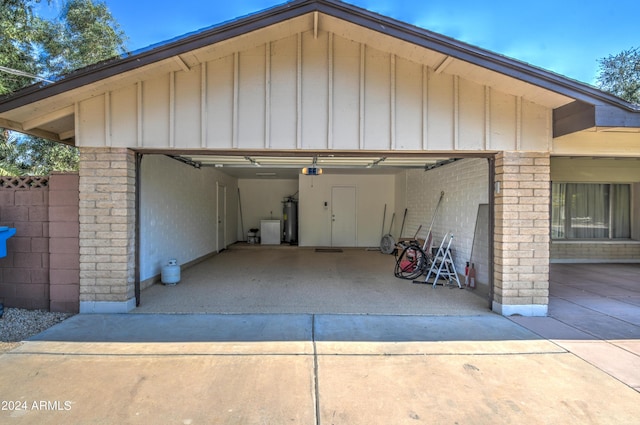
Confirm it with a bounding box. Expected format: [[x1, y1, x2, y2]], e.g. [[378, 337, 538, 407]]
[[0, 226, 17, 258]]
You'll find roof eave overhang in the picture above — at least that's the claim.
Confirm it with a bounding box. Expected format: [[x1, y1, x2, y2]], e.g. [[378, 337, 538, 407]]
[[0, 0, 638, 132], [553, 100, 640, 137]]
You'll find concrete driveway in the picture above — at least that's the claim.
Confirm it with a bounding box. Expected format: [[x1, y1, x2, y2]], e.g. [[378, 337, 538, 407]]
[[0, 263, 638, 424]]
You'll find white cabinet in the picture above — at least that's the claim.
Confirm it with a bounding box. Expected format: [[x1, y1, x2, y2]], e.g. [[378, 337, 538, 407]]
[[260, 220, 281, 245]]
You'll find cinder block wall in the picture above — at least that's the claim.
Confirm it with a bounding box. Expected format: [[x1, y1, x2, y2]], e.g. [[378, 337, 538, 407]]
[[0, 175, 80, 312], [0, 177, 51, 309], [48, 173, 80, 312]]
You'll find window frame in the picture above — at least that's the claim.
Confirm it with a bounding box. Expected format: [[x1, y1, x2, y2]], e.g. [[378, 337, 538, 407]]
[[551, 181, 632, 241]]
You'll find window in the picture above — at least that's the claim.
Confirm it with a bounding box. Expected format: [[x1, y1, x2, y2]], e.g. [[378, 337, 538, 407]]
[[551, 183, 630, 239]]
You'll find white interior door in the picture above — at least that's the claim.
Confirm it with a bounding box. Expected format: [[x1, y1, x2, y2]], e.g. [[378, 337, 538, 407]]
[[217, 184, 226, 252], [331, 186, 357, 247]]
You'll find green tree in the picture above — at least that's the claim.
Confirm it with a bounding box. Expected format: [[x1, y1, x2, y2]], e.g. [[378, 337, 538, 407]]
[[0, 0, 43, 95], [0, 130, 23, 176], [596, 47, 640, 105], [0, 0, 127, 175], [38, 0, 127, 77]]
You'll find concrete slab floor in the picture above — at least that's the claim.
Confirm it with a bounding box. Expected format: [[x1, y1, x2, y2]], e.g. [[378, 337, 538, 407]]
[[135, 247, 492, 315]]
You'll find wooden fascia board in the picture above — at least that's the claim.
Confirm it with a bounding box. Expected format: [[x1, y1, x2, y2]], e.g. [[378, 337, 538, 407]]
[[553, 101, 596, 138], [594, 104, 640, 128], [553, 101, 640, 137]]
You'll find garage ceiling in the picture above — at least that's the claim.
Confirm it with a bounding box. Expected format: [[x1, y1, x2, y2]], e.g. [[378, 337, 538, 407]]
[[172, 154, 454, 178]]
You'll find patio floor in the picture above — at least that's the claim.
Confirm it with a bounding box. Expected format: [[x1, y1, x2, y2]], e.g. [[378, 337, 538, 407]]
[[541, 262, 640, 338]]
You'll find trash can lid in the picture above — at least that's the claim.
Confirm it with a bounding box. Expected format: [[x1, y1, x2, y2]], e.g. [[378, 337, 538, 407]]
[[0, 227, 7, 231]]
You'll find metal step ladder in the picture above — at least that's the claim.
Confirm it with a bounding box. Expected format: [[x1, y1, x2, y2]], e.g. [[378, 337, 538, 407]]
[[423, 233, 462, 288]]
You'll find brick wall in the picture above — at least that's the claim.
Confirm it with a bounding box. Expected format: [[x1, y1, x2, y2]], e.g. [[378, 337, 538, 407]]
[[78, 147, 136, 312], [403, 159, 490, 286], [551, 241, 640, 262], [493, 151, 550, 316], [0, 175, 80, 312]]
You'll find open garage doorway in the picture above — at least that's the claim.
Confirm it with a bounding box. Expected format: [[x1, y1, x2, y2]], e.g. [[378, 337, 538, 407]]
[[136, 152, 494, 315]]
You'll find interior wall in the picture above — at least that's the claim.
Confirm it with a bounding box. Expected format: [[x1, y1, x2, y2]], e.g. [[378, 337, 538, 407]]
[[298, 173, 395, 247], [237, 179, 299, 241], [398, 159, 490, 285], [140, 155, 238, 282]]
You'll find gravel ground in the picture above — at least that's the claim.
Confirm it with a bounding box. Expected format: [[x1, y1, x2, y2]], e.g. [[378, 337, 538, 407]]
[[0, 307, 74, 353]]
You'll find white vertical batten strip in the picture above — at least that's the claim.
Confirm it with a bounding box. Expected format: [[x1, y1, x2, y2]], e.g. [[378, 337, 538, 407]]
[[137, 81, 143, 147], [516, 96, 522, 150], [169, 71, 175, 148], [547, 108, 553, 151], [201, 62, 207, 148], [453, 75, 459, 150], [422, 65, 428, 150], [327, 32, 334, 149], [390, 54, 396, 150], [313, 11, 318, 39], [359, 43, 365, 150], [104, 91, 111, 147], [484, 86, 491, 150], [232, 52, 239, 148], [297, 33, 302, 149], [265, 42, 271, 149], [74, 101, 80, 146]]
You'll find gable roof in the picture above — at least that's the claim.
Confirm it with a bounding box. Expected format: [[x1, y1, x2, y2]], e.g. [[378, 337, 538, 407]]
[[1, 0, 638, 142]]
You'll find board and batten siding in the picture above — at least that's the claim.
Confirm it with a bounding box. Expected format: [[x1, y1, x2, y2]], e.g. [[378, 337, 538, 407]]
[[76, 30, 552, 151]]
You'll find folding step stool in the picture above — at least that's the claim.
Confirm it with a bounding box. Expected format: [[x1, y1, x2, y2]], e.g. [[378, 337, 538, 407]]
[[423, 233, 462, 288]]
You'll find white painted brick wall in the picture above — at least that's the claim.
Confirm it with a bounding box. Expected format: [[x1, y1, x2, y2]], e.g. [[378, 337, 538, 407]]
[[140, 155, 238, 281], [399, 158, 489, 284]]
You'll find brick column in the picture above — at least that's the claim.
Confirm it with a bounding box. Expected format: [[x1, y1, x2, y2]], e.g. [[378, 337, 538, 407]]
[[78, 148, 136, 313], [493, 151, 550, 316]]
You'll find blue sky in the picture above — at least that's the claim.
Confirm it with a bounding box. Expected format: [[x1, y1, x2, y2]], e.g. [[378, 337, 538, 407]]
[[39, 0, 639, 85]]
